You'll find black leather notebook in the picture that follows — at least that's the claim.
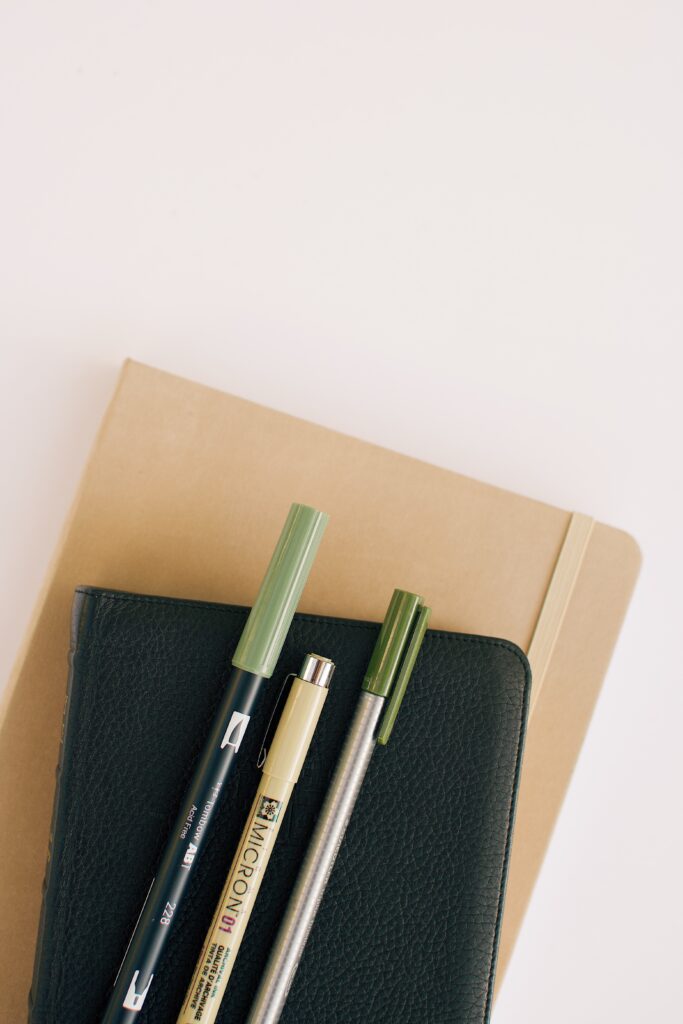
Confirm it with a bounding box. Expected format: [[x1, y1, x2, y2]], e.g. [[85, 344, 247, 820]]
[[30, 587, 530, 1024]]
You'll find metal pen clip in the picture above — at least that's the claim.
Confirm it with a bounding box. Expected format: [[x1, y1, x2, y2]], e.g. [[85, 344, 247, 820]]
[[256, 673, 296, 769]]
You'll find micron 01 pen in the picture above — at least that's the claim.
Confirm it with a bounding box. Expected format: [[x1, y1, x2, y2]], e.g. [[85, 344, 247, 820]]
[[177, 652, 335, 1024], [100, 503, 328, 1024]]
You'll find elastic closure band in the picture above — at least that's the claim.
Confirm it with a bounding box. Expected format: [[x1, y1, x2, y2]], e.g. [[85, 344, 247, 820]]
[[527, 512, 594, 717]]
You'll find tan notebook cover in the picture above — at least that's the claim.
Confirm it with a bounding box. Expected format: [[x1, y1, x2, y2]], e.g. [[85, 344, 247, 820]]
[[0, 360, 640, 1018]]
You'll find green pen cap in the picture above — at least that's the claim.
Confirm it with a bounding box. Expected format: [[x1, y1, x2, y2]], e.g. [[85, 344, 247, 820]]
[[362, 588, 431, 745], [376, 604, 431, 745], [232, 503, 329, 678], [362, 588, 423, 699]]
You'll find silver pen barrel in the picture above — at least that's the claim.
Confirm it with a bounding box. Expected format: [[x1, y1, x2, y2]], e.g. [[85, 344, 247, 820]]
[[246, 691, 385, 1024]]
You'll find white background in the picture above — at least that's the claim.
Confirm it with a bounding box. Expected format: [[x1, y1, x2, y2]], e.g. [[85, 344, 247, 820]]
[[1, 4, 681, 1021]]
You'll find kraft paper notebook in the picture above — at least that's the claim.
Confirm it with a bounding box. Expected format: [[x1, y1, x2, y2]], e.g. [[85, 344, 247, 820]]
[[29, 587, 530, 1023], [0, 360, 640, 1019]]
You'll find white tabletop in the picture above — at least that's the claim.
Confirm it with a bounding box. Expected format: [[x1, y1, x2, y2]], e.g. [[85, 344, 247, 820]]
[[1, 4, 681, 1021]]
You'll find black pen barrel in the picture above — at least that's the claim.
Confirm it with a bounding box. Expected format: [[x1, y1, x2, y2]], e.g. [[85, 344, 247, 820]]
[[100, 667, 264, 1024]]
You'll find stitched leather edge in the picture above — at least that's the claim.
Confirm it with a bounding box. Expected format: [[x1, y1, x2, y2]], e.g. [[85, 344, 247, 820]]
[[74, 586, 531, 665]]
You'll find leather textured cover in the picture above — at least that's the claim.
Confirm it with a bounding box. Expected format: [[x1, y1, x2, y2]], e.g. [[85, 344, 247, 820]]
[[29, 587, 530, 1024]]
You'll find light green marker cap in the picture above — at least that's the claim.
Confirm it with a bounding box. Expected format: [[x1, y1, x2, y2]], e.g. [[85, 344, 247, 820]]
[[232, 503, 329, 678]]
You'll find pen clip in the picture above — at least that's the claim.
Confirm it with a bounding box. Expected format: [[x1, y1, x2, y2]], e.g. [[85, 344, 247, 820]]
[[376, 604, 431, 746], [256, 672, 296, 769]]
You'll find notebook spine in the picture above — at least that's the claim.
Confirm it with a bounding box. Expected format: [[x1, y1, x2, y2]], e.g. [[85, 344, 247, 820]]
[[28, 589, 94, 1022]]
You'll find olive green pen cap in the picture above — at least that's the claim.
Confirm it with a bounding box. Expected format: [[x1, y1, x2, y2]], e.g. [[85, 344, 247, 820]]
[[232, 503, 329, 678], [362, 588, 431, 744], [376, 604, 431, 745]]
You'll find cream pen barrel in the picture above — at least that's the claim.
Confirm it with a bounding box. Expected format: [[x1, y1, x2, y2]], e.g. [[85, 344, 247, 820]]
[[246, 690, 384, 1024], [176, 654, 335, 1024]]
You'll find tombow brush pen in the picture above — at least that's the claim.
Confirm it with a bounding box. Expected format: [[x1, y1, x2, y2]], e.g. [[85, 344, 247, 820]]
[[100, 503, 328, 1024], [177, 653, 334, 1024]]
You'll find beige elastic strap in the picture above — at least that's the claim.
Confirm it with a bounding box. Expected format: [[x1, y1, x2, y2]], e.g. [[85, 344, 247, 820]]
[[527, 512, 595, 717]]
